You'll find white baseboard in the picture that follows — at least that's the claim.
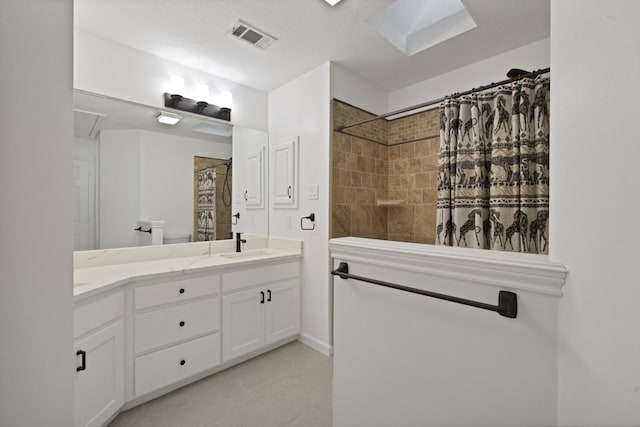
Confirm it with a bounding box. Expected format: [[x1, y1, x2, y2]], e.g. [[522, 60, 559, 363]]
[[298, 332, 333, 356]]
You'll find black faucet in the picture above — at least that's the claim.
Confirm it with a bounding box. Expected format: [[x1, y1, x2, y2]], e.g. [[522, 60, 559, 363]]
[[235, 232, 246, 253]]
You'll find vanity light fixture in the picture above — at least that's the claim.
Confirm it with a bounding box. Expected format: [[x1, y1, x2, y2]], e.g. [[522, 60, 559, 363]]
[[157, 111, 182, 125], [324, 0, 342, 5], [163, 92, 232, 122]]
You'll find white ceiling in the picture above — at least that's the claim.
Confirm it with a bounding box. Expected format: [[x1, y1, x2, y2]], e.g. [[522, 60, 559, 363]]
[[74, 0, 550, 93]]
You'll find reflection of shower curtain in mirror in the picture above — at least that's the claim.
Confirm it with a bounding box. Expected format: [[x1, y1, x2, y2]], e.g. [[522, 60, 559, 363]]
[[197, 167, 216, 241]]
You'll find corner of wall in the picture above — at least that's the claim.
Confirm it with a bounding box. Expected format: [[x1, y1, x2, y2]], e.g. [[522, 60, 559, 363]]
[[268, 63, 332, 348]]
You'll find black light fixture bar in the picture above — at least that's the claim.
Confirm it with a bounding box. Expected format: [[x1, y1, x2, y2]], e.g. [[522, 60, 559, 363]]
[[164, 93, 231, 122], [331, 262, 518, 318]]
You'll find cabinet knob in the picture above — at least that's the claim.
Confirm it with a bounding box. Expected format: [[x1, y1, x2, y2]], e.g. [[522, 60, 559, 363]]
[[179, 288, 185, 294], [179, 321, 185, 327], [180, 359, 186, 366]]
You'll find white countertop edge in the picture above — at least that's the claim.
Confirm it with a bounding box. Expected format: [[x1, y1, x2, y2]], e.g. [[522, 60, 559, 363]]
[[329, 237, 568, 297], [74, 250, 302, 302]]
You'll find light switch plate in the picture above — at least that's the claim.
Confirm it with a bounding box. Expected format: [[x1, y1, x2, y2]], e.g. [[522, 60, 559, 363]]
[[285, 215, 292, 229], [308, 184, 319, 200]]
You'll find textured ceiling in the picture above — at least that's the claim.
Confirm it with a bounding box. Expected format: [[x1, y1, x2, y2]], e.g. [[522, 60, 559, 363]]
[[74, 0, 550, 92]]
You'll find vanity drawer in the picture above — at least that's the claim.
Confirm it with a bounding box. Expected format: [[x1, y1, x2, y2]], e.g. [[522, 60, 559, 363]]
[[135, 333, 220, 397], [222, 261, 299, 293], [135, 275, 220, 310], [135, 296, 220, 353], [74, 291, 124, 338]]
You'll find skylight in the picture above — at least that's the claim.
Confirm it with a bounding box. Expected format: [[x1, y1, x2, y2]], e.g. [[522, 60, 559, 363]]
[[367, 0, 477, 56]]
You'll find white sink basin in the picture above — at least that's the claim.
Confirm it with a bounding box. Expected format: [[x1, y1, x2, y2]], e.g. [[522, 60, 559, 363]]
[[220, 249, 277, 259]]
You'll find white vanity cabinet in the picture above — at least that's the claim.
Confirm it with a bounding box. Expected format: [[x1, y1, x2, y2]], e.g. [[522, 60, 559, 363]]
[[132, 274, 222, 398], [221, 261, 300, 362], [74, 291, 125, 427]]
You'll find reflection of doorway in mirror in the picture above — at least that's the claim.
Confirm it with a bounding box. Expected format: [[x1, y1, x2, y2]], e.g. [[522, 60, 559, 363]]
[[73, 138, 97, 250], [193, 157, 232, 241]]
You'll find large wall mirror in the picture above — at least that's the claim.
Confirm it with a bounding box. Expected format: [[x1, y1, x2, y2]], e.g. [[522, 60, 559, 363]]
[[73, 90, 268, 251]]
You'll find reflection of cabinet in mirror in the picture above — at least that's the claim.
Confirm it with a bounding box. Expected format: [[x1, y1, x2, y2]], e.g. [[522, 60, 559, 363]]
[[245, 147, 264, 209], [272, 137, 299, 208], [231, 126, 269, 237]]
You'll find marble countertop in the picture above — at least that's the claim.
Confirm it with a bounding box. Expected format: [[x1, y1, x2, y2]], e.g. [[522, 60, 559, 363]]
[[74, 238, 302, 301]]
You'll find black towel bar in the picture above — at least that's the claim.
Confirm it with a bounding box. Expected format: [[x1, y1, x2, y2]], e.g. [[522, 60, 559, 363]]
[[331, 262, 517, 318]]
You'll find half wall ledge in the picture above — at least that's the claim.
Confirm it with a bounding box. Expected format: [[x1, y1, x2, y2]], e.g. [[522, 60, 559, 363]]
[[329, 237, 568, 297]]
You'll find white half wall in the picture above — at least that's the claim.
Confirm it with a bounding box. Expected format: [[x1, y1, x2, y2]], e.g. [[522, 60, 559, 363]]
[[388, 37, 550, 111], [74, 30, 268, 131], [330, 238, 567, 427], [0, 0, 74, 426], [552, 1, 640, 425], [269, 63, 332, 354]]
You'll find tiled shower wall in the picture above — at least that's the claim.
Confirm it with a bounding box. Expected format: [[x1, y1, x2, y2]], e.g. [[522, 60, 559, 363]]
[[332, 101, 389, 239], [331, 100, 440, 244]]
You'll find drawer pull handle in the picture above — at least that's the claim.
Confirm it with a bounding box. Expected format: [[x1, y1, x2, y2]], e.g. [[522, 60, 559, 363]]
[[179, 288, 185, 294], [180, 359, 186, 366], [260, 291, 265, 304], [179, 321, 185, 327], [76, 349, 86, 372], [267, 289, 272, 302]]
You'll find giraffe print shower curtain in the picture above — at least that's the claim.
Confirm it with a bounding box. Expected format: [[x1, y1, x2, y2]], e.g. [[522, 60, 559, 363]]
[[436, 76, 550, 254], [196, 167, 216, 241]]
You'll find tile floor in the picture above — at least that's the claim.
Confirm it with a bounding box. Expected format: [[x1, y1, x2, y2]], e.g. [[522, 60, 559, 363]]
[[109, 341, 333, 427]]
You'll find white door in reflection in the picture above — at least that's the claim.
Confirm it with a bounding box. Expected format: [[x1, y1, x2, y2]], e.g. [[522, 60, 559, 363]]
[[73, 140, 97, 250]]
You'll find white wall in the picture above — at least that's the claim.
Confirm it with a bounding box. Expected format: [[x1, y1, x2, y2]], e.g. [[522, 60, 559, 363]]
[[388, 37, 550, 111], [74, 30, 268, 131], [0, 1, 74, 426], [552, 1, 640, 425], [99, 130, 142, 249], [100, 129, 231, 248], [269, 63, 332, 354], [330, 63, 388, 115]]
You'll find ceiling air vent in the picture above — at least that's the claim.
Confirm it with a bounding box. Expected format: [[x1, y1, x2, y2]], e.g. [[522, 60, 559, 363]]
[[228, 20, 277, 50]]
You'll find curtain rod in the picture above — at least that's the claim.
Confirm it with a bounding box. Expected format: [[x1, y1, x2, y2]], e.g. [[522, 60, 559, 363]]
[[335, 67, 550, 132]]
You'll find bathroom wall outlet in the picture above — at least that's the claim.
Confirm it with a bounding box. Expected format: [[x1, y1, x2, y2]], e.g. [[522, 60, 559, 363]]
[[308, 184, 319, 200], [285, 215, 292, 229]]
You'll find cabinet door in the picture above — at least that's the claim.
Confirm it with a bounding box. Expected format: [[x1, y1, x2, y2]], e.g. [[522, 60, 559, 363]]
[[245, 147, 264, 208], [74, 320, 124, 427], [222, 288, 265, 362], [265, 279, 300, 345], [272, 138, 298, 208]]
